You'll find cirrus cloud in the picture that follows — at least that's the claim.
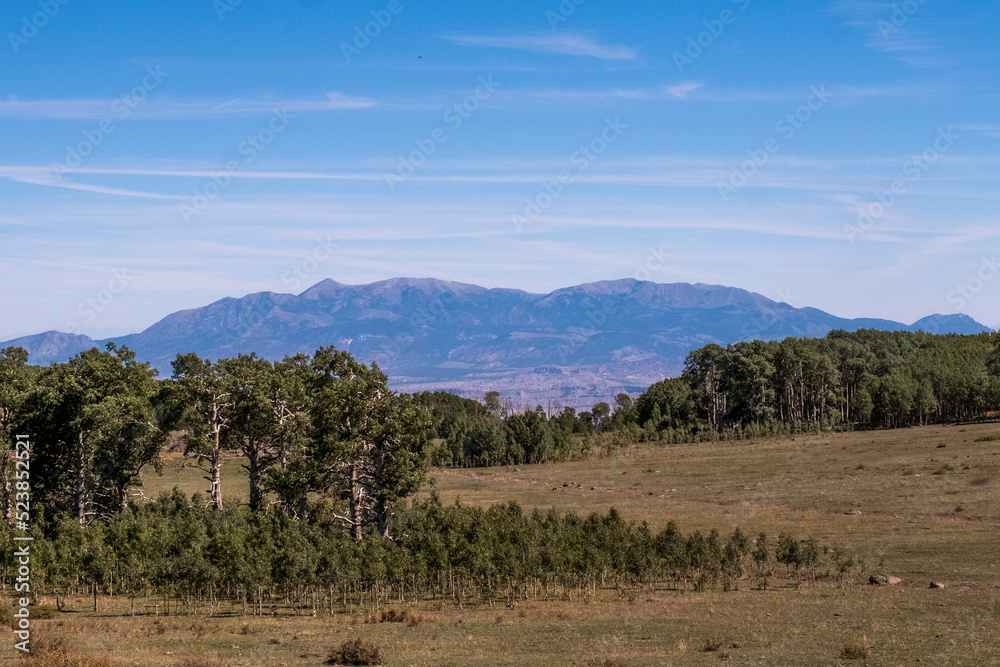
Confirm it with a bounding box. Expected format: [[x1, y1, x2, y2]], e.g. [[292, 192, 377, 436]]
[[442, 32, 638, 61]]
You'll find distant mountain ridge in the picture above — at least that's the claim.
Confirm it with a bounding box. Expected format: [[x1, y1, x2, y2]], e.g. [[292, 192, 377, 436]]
[[3, 278, 992, 408]]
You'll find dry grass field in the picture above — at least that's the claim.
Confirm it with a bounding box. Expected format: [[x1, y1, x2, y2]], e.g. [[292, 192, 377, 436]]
[[4, 423, 999, 665]]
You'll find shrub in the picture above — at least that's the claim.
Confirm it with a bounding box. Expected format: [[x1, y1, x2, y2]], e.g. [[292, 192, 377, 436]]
[[841, 643, 870, 659], [365, 608, 422, 625], [830, 546, 855, 575], [702, 637, 723, 652], [327, 637, 384, 665], [776, 533, 801, 571], [21, 636, 118, 667], [974, 434, 1000, 442], [33, 605, 57, 619], [176, 660, 228, 667]]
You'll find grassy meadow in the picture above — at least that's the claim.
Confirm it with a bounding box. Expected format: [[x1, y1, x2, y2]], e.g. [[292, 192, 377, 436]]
[[4, 422, 999, 666]]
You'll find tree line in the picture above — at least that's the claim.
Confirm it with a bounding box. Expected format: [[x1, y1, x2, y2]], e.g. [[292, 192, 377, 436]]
[[603, 329, 1000, 442]]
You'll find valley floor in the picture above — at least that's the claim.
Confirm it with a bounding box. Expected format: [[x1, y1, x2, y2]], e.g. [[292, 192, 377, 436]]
[[4, 423, 1000, 665]]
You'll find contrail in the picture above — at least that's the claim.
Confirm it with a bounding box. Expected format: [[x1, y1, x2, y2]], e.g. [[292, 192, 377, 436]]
[[211, 97, 244, 112]]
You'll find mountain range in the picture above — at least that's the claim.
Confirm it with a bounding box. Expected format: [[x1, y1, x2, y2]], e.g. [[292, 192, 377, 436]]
[[3, 278, 992, 409]]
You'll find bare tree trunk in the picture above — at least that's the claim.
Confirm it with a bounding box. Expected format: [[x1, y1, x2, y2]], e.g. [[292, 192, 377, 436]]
[[210, 404, 224, 510], [120, 483, 130, 513], [77, 432, 88, 525], [210, 449, 223, 510], [2, 452, 12, 521], [350, 465, 363, 541]]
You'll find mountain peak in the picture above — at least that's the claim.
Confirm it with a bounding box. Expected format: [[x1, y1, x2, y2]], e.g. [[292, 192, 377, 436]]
[[909, 313, 993, 335], [300, 277, 488, 300], [1, 330, 97, 365], [299, 278, 347, 298]]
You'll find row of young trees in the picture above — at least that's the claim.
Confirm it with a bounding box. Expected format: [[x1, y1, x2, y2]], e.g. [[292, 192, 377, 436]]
[[2, 491, 851, 614], [603, 329, 1000, 441]]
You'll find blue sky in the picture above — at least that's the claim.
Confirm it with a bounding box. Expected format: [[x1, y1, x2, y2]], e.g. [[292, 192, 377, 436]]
[[1, 0, 999, 340]]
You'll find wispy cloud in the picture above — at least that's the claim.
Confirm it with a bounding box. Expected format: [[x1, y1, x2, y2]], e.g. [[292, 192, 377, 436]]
[[856, 227, 1000, 282], [5, 151, 993, 195], [958, 124, 1000, 139], [828, 0, 944, 67], [442, 32, 638, 61], [665, 81, 703, 99], [0, 92, 377, 120], [0, 166, 179, 199], [503, 81, 939, 105], [0, 80, 936, 124]]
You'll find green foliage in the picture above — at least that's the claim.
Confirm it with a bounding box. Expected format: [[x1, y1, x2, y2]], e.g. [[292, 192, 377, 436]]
[[169, 352, 234, 510], [436, 405, 587, 468], [606, 329, 1000, 441], [776, 533, 801, 571], [303, 347, 434, 538], [0, 488, 851, 610], [0, 346, 34, 517], [18, 344, 165, 525], [830, 546, 855, 575]]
